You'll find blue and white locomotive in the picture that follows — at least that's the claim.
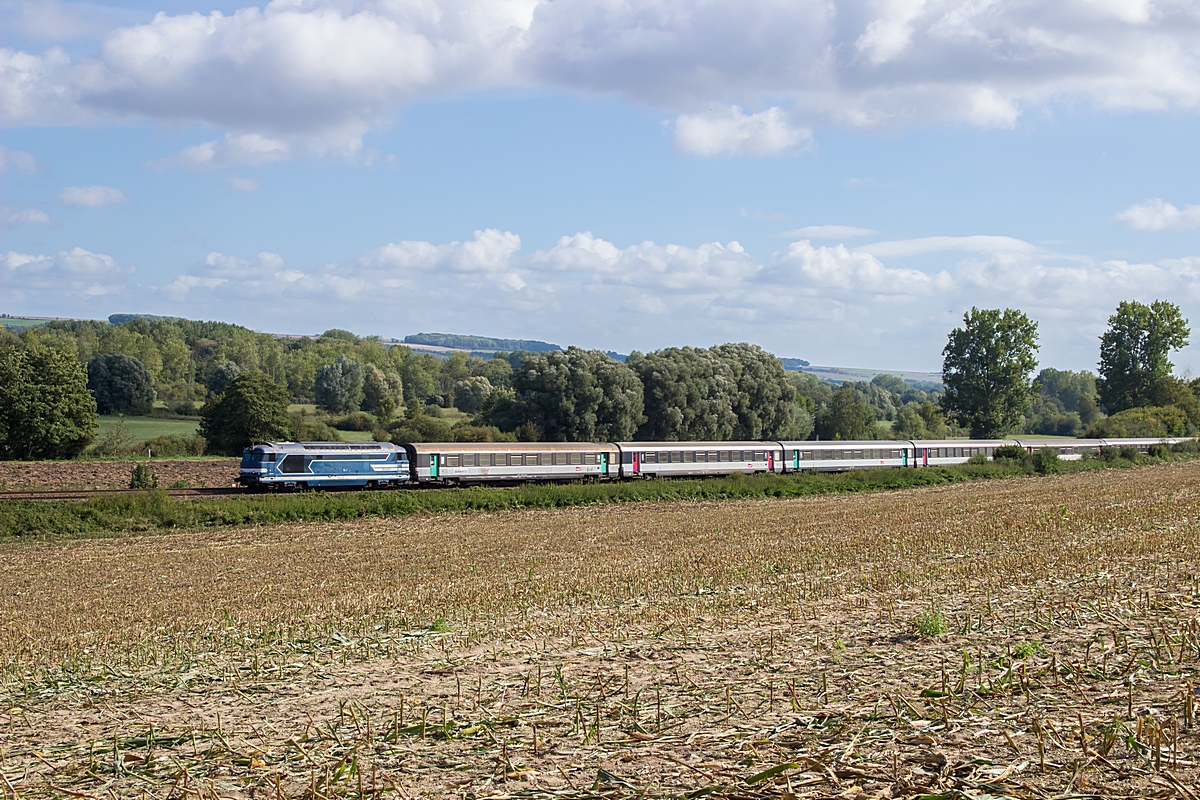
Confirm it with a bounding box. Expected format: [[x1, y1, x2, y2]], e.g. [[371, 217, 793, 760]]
[[238, 441, 409, 489]]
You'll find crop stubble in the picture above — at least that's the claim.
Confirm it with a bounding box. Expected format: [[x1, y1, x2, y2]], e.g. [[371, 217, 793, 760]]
[[1, 464, 1199, 798]]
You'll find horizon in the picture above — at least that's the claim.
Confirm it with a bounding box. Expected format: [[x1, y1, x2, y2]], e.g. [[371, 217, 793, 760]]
[[4, 1, 1200, 374]]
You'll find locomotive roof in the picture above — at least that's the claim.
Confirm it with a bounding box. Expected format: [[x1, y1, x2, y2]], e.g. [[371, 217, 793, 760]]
[[250, 441, 404, 451]]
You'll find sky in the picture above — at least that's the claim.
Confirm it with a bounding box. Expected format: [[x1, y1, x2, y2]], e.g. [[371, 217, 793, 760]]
[[3, 0, 1200, 374]]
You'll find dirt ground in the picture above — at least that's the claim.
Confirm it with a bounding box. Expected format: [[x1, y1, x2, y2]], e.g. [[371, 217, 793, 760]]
[[0, 457, 239, 491], [1, 464, 1199, 799]]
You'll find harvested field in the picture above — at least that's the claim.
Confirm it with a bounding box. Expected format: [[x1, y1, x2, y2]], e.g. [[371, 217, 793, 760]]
[[1, 464, 1199, 799], [0, 457, 238, 491]]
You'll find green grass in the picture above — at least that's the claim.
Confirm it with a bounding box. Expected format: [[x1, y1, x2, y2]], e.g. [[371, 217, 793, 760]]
[[2, 449, 1192, 539], [339, 430, 377, 442], [97, 415, 200, 443]]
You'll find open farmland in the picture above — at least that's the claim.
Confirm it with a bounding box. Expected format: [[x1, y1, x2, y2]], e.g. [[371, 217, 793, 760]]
[[1, 465, 1199, 798]]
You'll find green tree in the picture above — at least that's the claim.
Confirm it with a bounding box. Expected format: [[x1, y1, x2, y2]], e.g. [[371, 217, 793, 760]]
[[205, 362, 241, 396], [0, 338, 97, 459], [814, 386, 877, 440], [634, 347, 737, 440], [711, 343, 798, 439], [87, 353, 155, 415], [453, 376, 493, 414], [361, 364, 403, 420], [199, 373, 292, 456], [512, 348, 644, 441], [940, 308, 1040, 438], [314, 355, 365, 414], [1098, 300, 1191, 413], [870, 373, 906, 394], [892, 403, 927, 438]]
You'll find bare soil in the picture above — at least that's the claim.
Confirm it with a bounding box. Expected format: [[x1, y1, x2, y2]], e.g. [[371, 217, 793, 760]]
[[0, 457, 239, 491], [1, 464, 1198, 799]]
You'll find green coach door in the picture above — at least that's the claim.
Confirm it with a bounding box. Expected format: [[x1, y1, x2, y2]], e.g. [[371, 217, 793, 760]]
[[600, 453, 609, 476], [429, 453, 439, 478]]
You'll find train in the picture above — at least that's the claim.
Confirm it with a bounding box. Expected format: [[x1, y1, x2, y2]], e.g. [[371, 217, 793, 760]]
[[236, 436, 1184, 490]]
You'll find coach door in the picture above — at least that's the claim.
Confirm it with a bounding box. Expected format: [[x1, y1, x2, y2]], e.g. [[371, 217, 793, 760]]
[[901, 449, 909, 467], [632, 452, 639, 475], [429, 453, 439, 478], [600, 453, 609, 476]]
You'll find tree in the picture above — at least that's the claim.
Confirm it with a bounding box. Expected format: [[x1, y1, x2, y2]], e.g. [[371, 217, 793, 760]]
[[87, 353, 155, 415], [314, 355, 365, 414], [205, 362, 241, 396], [940, 308, 1040, 438], [199, 373, 292, 456], [815, 387, 877, 440], [453, 376, 493, 414], [512, 348, 644, 441], [1098, 300, 1190, 413], [870, 373, 906, 394], [0, 339, 97, 459], [710, 343, 798, 439], [634, 347, 737, 440], [361, 364, 403, 420]]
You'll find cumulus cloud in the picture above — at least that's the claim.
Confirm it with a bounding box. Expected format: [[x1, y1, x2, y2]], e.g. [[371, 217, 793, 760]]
[[673, 106, 814, 156], [5, 0, 1200, 161], [1117, 198, 1200, 231], [2, 246, 131, 301], [784, 225, 877, 239], [11, 226, 1200, 369], [60, 185, 128, 207], [6, 207, 52, 226]]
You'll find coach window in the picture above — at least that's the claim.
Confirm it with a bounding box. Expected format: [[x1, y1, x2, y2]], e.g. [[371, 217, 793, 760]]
[[445, 455, 460, 467]]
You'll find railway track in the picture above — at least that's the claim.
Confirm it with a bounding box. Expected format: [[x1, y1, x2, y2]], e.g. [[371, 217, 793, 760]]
[[0, 487, 248, 502]]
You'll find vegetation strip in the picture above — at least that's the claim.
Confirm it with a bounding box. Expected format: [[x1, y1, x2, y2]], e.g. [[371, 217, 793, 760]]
[[2, 448, 1194, 537]]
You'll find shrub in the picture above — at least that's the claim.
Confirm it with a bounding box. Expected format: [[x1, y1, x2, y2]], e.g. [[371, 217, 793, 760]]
[[451, 424, 516, 443], [1147, 443, 1170, 458], [332, 411, 377, 431], [1100, 445, 1139, 462], [1034, 447, 1060, 474], [289, 416, 341, 442], [1085, 405, 1188, 438], [966, 452, 989, 465], [992, 444, 1033, 470], [1172, 439, 1200, 454], [142, 434, 206, 457], [92, 419, 137, 457], [129, 463, 159, 489]]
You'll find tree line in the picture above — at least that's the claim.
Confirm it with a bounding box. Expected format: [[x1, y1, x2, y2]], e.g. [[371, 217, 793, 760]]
[[0, 299, 1193, 459]]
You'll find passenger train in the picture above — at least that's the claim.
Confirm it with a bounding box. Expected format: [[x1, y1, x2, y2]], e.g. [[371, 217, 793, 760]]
[[237, 436, 1184, 490]]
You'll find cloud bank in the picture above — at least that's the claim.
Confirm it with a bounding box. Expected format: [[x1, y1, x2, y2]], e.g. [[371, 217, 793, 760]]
[[5, 0, 1200, 160], [10, 228, 1200, 370]]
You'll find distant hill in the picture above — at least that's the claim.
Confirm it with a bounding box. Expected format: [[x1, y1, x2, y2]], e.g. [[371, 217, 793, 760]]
[[780, 357, 811, 371], [108, 313, 180, 325], [404, 332, 562, 352]]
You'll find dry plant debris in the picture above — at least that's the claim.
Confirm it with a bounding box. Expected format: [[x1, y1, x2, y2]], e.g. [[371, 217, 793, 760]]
[[1, 463, 1199, 799]]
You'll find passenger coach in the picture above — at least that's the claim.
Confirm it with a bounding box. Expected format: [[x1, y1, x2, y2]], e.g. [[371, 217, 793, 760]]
[[615, 441, 783, 478], [401, 442, 619, 484]]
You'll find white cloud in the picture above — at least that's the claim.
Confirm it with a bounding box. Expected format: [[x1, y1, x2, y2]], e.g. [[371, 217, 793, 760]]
[[6, 0, 1200, 161], [1116, 198, 1200, 231], [674, 106, 814, 156], [1, 246, 131, 300], [150, 133, 291, 172], [784, 225, 878, 239], [0, 146, 38, 172], [13, 226, 1200, 370], [856, 235, 1041, 259], [7, 207, 52, 225], [60, 185, 128, 207]]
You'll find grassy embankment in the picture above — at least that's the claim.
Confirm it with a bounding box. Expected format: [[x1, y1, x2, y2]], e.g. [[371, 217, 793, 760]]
[[2, 449, 1193, 537]]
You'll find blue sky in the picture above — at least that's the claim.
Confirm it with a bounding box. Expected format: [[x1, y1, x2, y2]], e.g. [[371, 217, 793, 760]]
[[4, 0, 1200, 374]]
